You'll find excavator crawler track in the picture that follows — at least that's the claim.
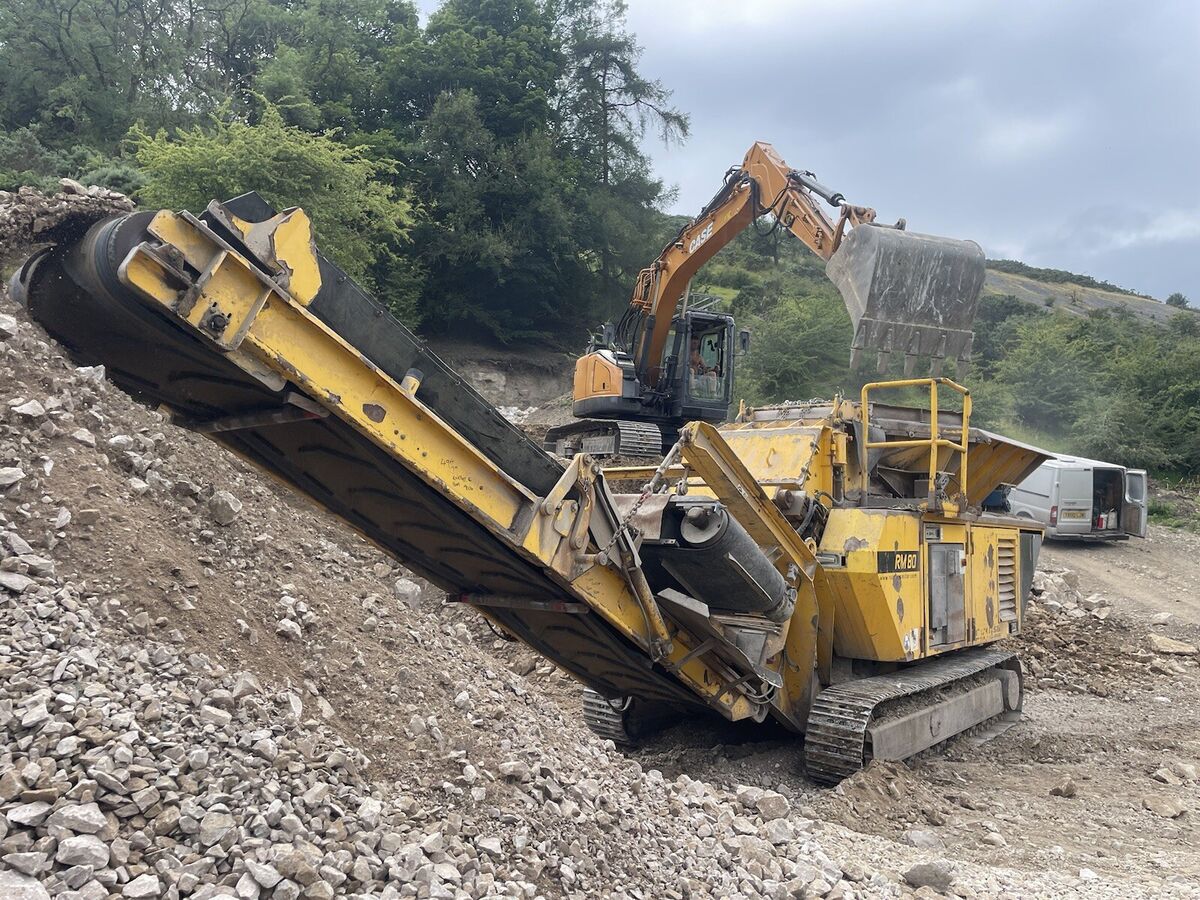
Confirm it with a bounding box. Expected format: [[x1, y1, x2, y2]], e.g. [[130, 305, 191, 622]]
[[804, 647, 1021, 784], [544, 420, 665, 458]]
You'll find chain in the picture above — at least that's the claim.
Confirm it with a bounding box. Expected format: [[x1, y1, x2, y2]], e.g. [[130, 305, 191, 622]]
[[599, 439, 685, 562]]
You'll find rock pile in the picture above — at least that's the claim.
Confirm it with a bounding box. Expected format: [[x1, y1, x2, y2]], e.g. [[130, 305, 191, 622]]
[[0, 182, 134, 265], [1023, 562, 1198, 695], [0, 561, 888, 898]]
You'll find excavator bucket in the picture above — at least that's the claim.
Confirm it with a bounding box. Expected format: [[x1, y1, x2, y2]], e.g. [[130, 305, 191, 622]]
[[826, 224, 986, 376]]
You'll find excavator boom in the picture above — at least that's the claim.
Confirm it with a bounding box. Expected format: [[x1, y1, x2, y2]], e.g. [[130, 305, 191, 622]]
[[629, 141, 986, 381]]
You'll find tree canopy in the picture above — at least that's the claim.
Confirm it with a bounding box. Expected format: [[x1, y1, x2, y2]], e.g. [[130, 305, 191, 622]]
[[0, 0, 685, 343]]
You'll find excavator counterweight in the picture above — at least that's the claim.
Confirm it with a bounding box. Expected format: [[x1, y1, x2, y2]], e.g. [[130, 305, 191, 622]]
[[14, 194, 1047, 784]]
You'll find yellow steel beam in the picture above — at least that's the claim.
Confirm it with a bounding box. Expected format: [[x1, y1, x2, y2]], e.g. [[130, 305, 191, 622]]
[[677, 421, 834, 723]]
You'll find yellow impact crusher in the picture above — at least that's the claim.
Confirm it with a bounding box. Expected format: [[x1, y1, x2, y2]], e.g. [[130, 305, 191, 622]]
[[13, 194, 1047, 782]]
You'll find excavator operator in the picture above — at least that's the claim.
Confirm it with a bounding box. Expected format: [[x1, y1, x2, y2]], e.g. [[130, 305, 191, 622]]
[[689, 333, 723, 398]]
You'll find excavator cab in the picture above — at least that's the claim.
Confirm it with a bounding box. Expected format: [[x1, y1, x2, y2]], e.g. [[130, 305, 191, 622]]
[[670, 310, 735, 414], [551, 309, 736, 457]]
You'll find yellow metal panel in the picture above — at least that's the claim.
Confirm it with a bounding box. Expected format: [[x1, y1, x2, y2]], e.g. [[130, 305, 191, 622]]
[[243, 295, 535, 527], [120, 252, 180, 305], [818, 510, 922, 662], [965, 523, 1021, 645], [270, 210, 322, 305], [147, 210, 214, 266], [225, 209, 323, 305], [717, 425, 827, 490]]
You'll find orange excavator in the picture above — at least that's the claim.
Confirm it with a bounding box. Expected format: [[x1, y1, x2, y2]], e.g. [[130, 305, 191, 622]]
[[544, 142, 987, 457]]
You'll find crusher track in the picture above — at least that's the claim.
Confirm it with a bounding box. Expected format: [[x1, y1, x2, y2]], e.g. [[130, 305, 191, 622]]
[[581, 688, 637, 746], [803, 647, 1023, 784]]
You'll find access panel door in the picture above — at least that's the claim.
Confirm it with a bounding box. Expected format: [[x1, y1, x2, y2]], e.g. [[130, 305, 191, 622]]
[[928, 543, 966, 647]]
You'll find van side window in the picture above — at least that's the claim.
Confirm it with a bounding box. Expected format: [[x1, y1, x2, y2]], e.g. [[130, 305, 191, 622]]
[[1127, 474, 1145, 501]]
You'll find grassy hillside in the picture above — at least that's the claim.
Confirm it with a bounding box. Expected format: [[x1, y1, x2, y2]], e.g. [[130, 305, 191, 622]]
[[983, 269, 1174, 324]]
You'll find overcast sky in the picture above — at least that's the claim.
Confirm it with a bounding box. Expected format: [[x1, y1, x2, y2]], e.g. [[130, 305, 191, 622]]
[[419, 1, 1200, 300], [624, 0, 1200, 301]]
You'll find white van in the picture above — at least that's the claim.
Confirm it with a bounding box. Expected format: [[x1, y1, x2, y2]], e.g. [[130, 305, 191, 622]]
[[1008, 455, 1148, 540]]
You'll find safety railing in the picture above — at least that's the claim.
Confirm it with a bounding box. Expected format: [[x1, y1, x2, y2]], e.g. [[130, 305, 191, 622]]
[[859, 377, 972, 507]]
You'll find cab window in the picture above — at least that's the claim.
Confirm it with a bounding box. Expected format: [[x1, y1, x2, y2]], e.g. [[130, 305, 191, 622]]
[[688, 329, 726, 400]]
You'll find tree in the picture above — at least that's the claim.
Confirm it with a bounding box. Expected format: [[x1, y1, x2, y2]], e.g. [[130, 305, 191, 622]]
[[403, 90, 590, 341], [556, 0, 689, 306], [0, 0, 282, 150], [130, 103, 415, 302], [1171, 310, 1199, 337], [254, 0, 419, 135], [0, 0, 696, 348], [558, 0, 688, 187], [992, 315, 1098, 432], [737, 295, 853, 404], [389, 0, 563, 141], [1167, 292, 1190, 309]]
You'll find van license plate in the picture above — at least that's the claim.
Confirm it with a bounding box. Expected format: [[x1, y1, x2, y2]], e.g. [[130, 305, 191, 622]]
[[1061, 510, 1086, 520]]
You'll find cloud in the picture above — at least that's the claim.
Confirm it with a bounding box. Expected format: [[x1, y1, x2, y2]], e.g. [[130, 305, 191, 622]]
[[621, 0, 1200, 299], [1105, 209, 1200, 251], [977, 112, 1079, 165], [1040, 205, 1200, 256]]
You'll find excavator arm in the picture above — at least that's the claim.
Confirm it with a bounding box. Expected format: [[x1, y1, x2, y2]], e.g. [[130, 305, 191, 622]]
[[632, 142, 877, 384], [626, 141, 986, 382]]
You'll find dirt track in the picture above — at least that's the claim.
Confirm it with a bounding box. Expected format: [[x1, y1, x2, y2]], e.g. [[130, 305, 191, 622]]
[[1044, 528, 1200, 628]]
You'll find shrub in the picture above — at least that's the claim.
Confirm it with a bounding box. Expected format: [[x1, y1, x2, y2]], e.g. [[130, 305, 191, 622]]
[[129, 102, 415, 296]]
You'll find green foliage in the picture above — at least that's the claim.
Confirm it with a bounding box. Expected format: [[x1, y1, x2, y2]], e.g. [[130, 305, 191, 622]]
[[0, 127, 108, 192], [987, 258, 1147, 298], [130, 104, 414, 297], [77, 163, 146, 197], [394, 0, 563, 141], [736, 295, 852, 404], [1146, 490, 1200, 532], [992, 315, 1096, 431], [1167, 291, 1190, 308], [970, 294, 1048, 372], [404, 90, 589, 340], [704, 265, 760, 290], [0, 0, 281, 149], [255, 0, 420, 133], [1171, 310, 1200, 337]]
